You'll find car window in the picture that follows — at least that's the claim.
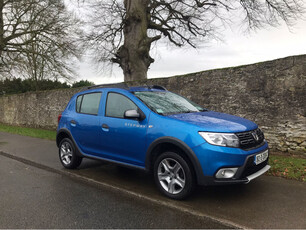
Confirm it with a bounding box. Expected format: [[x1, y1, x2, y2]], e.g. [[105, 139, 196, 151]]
[[106, 92, 138, 118], [78, 92, 102, 115], [76, 95, 83, 113]]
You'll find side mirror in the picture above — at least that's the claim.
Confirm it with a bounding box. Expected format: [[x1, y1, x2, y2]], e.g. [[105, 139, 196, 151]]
[[124, 109, 145, 120], [124, 109, 140, 119]]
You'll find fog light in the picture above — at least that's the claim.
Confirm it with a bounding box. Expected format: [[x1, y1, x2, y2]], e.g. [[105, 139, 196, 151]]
[[215, 168, 238, 179]]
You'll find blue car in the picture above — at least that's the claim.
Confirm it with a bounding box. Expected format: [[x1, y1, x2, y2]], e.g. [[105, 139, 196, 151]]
[[57, 84, 270, 199]]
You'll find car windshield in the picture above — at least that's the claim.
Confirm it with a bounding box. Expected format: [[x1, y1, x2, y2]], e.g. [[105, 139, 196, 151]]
[[134, 91, 207, 115]]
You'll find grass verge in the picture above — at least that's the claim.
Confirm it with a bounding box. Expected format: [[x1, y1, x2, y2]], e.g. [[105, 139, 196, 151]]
[[0, 123, 56, 141], [267, 155, 306, 182], [0, 123, 305, 181]]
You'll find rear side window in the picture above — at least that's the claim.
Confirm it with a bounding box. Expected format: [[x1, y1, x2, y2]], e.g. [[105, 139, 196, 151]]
[[76, 92, 102, 115], [106, 93, 137, 118], [76, 95, 82, 112]]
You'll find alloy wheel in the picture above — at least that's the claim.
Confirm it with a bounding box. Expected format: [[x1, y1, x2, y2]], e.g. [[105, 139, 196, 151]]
[[157, 158, 186, 194], [60, 141, 73, 165]]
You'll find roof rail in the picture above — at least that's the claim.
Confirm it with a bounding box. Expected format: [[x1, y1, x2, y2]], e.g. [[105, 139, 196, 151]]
[[81, 83, 166, 92], [131, 85, 167, 91], [151, 85, 167, 91], [84, 83, 129, 91]]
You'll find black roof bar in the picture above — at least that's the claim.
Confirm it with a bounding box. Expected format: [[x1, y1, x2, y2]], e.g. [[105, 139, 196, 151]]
[[131, 85, 167, 91], [151, 85, 167, 91], [81, 83, 166, 91], [85, 83, 129, 90]]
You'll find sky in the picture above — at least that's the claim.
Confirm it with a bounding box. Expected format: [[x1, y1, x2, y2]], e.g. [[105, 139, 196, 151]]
[[78, 18, 306, 84]]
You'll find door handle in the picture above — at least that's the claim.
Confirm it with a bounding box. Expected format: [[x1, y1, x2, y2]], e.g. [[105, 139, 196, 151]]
[[102, 123, 109, 132], [70, 120, 76, 127], [102, 124, 109, 129]]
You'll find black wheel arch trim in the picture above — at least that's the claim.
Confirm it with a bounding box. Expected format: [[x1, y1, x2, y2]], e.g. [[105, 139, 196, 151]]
[[145, 136, 206, 185], [56, 128, 83, 157]]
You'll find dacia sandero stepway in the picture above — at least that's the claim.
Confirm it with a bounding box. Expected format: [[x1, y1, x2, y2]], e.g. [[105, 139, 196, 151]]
[[57, 84, 270, 199]]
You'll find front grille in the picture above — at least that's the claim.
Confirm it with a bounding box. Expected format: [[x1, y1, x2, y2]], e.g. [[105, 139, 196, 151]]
[[236, 128, 265, 150], [240, 156, 268, 178]]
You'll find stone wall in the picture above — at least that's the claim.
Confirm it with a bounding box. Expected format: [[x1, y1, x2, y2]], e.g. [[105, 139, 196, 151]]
[[0, 55, 305, 155], [0, 88, 80, 130]]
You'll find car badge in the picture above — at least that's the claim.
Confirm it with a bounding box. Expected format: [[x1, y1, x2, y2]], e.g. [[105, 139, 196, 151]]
[[252, 132, 259, 141]]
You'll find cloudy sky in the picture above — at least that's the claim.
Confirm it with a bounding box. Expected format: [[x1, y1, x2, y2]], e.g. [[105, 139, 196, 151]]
[[78, 18, 306, 84]]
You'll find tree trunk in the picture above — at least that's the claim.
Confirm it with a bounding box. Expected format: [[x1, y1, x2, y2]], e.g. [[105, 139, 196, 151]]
[[0, 0, 4, 58], [114, 0, 155, 82]]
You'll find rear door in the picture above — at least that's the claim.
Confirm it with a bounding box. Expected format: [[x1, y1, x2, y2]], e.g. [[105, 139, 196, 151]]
[[70, 91, 103, 156]]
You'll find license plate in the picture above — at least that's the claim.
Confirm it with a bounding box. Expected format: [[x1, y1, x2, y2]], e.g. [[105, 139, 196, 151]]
[[255, 150, 269, 165]]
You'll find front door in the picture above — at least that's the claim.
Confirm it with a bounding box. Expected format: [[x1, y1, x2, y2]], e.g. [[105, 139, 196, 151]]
[[100, 92, 148, 167]]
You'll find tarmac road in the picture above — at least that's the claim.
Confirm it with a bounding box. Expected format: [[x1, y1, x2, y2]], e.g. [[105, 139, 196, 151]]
[[0, 131, 305, 228], [0, 155, 227, 229]]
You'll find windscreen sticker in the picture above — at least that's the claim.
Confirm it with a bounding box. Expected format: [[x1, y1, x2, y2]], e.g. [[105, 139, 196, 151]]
[[156, 109, 164, 114]]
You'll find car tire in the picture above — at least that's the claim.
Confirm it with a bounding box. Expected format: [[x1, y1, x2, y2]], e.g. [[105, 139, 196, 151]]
[[154, 152, 195, 200], [59, 138, 82, 169]]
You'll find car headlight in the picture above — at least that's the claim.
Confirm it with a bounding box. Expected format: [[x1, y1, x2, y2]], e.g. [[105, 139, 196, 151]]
[[199, 132, 240, 148]]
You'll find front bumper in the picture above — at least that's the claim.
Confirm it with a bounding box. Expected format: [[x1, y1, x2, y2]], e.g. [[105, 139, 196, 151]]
[[193, 141, 270, 185], [199, 164, 271, 185]]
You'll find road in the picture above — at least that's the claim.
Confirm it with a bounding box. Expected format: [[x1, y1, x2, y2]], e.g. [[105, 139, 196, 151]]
[[0, 155, 227, 229], [0, 131, 306, 228]]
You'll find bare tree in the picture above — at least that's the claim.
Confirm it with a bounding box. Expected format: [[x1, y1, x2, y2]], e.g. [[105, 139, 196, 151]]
[[84, 0, 304, 82], [0, 0, 82, 84]]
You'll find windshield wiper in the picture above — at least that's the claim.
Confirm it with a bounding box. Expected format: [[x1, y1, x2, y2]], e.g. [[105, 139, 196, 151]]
[[165, 110, 196, 115], [162, 110, 206, 115], [182, 110, 195, 113]]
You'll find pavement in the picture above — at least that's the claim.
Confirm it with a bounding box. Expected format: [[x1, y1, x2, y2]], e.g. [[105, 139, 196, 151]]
[[0, 131, 305, 229]]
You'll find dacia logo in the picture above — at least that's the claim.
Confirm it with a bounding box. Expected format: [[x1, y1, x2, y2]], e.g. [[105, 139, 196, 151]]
[[252, 132, 259, 141]]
